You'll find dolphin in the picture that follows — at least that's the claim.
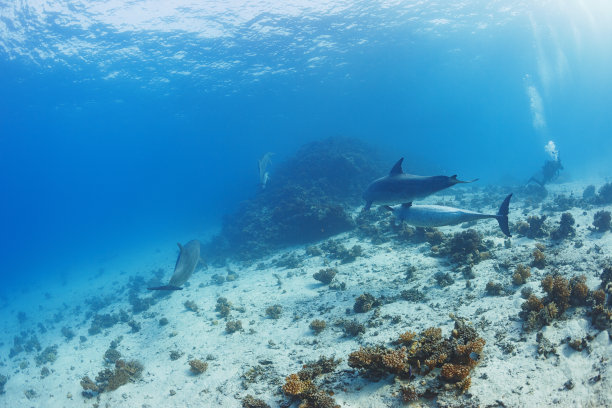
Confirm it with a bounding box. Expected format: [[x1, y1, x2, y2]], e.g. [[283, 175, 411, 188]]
[[385, 193, 512, 237], [148, 240, 206, 290], [362, 158, 477, 210]]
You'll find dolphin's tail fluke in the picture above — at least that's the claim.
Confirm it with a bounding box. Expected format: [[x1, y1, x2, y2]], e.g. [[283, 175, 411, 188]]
[[147, 285, 183, 291], [495, 194, 512, 237], [450, 175, 479, 184]]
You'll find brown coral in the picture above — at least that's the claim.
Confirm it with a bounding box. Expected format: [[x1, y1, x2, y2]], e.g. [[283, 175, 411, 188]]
[[189, 359, 208, 374], [400, 384, 418, 402], [396, 331, 416, 345], [592, 289, 606, 305], [570, 276, 589, 305], [381, 347, 406, 373], [512, 265, 531, 285], [532, 248, 546, 269], [522, 294, 544, 312], [282, 373, 313, 396], [440, 363, 471, 382]]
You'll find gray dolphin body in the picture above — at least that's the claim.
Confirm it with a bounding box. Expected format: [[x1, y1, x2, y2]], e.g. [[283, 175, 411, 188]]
[[385, 194, 512, 237], [148, 240, 206, 290], [362, 158, 477, 210]]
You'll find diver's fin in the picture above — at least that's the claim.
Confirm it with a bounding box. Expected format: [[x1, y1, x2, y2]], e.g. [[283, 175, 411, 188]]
[[177, 243, 183, 252], [389, 158, 404, 176], [147, 285, 183, 291], [450, 175, 479, 184], [401, 202, 413, 208], [495, 193, 512, 237]]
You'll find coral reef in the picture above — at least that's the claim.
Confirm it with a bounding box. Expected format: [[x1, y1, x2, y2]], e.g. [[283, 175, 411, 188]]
[[521, 274, 593, 331], [81, 359, 143, 398], [104, 348, 121, 364], [88, 313, 119, 335], [592, 210, 611, 233], [516, 215, 548, 239], [184, 300, 199, 313], [320, 240, 363, 264], [434, 229, 486, 266], [35, 345, 58, 366], [348, 317, 485, 398], [532, 247, 546, 269], [189, 359, 208, 374], [353, 293, 380, 313], [594, 182, 612, 204], [582, 185, 596, 201], [281, 356, 341, 408], [485, 281, 506, 296], [550, 212, 575, 240], [339, 319, 366, 337], [309, 319, 327, 335], [226, 320, 243, 334], [313, 268, 337, 285], [202, 137, 383, 262], [265, 304, 283, 319], [512, 265, 531, 285], [215, 297, 232, 318], [242, 394, 271, 408]]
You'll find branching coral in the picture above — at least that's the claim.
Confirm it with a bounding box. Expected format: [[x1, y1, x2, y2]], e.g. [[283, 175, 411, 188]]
[[550, 212, 576, 240], [592, 210, 611, 233], [353, 293, 380, 313], [189, 359, 208, 374], [309, 320, 326, 335], [532, 248, 546, 269], [282, 356, 340, 408], [512, 265, 531, 285], [313, 268, 337, 284]]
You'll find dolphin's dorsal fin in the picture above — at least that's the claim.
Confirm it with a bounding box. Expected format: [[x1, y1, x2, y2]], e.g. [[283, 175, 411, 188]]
[[177, 243, 184, 252], [390, 158, 404, 176], [401, 202, 413, 208]]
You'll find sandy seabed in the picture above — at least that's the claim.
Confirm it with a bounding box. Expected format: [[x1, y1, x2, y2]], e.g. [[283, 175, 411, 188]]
[[1, 180, 611, 408]]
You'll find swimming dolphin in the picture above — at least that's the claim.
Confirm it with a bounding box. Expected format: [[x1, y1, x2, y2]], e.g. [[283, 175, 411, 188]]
[[362, 158, 477, 210], [148, 240, 206, 290], [385, 193, 512, 237]]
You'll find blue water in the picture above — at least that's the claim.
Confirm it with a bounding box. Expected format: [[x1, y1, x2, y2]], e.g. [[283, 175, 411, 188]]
[[1, 0, 611, 292]]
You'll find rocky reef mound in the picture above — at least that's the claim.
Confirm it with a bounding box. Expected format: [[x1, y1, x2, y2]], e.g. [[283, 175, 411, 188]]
[[203, 137, 383, 262]]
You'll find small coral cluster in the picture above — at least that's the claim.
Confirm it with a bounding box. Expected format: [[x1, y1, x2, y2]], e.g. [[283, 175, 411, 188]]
[[353, 293, 380, 313], [521, 274, 591, 332], [516, 215, 548, 239], [432, 229, 488, 267], [189, 359, 208, 374], [313, 268, 337, 284], [80, 359, 143, 398], [281, 356, 341, 408], [550, 212, 575, 240], [592, 210, 611, 233], [319, 241, 363, 264], [512, 264, 531, 285], [348, 317, 485, 398]]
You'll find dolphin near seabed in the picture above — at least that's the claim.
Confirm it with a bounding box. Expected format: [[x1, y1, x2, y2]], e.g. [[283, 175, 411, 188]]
[[362, 158, 477, 210], [147, 240, 206, 290], [385, 193, 513, 237]]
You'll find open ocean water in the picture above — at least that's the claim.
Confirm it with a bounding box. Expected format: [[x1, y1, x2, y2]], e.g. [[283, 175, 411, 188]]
[[1, 1, 611, 407]]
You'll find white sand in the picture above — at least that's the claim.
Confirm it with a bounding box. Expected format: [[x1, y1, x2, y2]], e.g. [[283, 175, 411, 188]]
[[0, 181, 610, 408]]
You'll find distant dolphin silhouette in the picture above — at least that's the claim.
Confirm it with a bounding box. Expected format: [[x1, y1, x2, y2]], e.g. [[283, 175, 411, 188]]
[[385, 194, 512, 237], [258, 152, 274, 189], [362, 158, 477, 210], [148, 240, 206, 291]]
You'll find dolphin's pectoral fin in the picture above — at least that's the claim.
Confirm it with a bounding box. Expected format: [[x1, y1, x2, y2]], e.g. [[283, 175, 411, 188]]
[[401, 202, 412, 208], [389, 158, 404, 176], [364, 201, 372, 211], [177, 243, 184, 252], [383, 205, 394, 212], [451, 175, 479, 184]]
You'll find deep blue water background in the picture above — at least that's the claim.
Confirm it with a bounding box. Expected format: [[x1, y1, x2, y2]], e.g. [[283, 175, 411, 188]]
[[1, 1, 611, 295]]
